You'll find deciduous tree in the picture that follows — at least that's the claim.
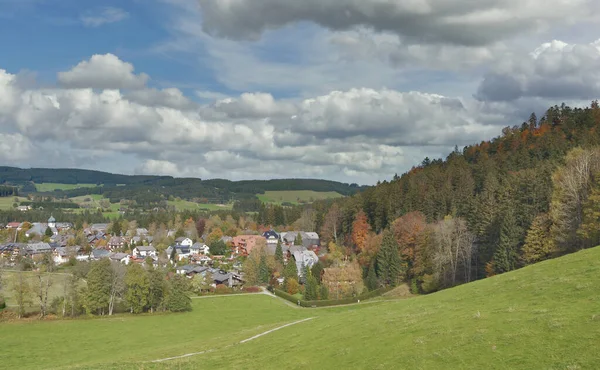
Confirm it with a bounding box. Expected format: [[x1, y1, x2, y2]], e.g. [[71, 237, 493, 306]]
[[125, 263, 150, 314]]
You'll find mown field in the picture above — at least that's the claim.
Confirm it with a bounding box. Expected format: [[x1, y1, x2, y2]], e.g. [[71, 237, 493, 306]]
[[34, 183, 99, 192], [257, 190, 343, 205], [2, 247, 600, 369]]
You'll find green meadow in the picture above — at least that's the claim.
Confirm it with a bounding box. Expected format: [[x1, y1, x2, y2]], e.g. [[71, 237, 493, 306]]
[[1, 247, 599, 369], [257, 190, 343, 205], [34, 183, 99, 192]]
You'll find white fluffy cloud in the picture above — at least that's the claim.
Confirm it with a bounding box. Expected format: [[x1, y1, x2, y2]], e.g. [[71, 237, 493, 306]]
[[80, 7, 129, 27], [0, 55, 511, 184], [476, 39, 600, 102], [198, 0, 600, 46], [58, 54, 149, 90]]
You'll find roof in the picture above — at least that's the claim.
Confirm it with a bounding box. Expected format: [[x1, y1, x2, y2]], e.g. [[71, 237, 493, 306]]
[[92, 249, 111, 258], [55, 246, 81, 257], [110, 253, 129, 260], [48, 215, 56, 222], [135, 246, 156, 252], [262, 230, 279, 239], [175, 237, 187, 242], [26, 242, 52, 253]]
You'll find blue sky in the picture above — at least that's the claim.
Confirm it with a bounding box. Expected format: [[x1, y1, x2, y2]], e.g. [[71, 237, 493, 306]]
[[1, 0, 600, 184]]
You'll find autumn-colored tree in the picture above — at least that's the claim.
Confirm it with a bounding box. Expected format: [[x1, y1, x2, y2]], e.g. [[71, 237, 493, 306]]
[[206, 228, 224, 246], [357, 232, 382, 267], [522, 213, 556, 265], [577, 173, 600, 247], [392, 211, 428, 279], [351, 210, 370, 253]]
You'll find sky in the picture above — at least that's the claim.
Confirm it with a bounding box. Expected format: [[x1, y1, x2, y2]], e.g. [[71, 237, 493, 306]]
[[1, 0, 600, 185]]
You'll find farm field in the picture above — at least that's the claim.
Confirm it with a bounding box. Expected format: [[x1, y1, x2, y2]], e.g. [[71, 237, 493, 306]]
[[0, 197, 28, 210], [34, 183, 99, 192], [257, 190, 343, 205], [2, 247, 600, 369]]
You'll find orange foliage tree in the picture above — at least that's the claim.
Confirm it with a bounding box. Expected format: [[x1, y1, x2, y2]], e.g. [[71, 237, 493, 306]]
[[351, 210, 371, 253], [392, 211, 429, 279]]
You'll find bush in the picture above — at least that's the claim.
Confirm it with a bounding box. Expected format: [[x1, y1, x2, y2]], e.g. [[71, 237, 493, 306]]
[[215, 284, 233, 294], [0, 295, 5, 310], [244, 286, 261, 293]]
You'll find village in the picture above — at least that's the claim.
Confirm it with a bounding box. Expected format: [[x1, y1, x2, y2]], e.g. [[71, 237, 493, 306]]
[[0, 215, 321, 290]]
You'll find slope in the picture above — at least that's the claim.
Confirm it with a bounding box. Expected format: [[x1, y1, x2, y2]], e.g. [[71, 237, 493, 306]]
[[164, 247, 600, 369]]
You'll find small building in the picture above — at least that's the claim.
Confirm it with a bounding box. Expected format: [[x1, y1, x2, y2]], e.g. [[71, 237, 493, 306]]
[[108, 236, 126, 250], [191, 242, 210, 255], [175, 237, 193, 247], [109, 252, 130, 265], [133, 245, 157, 257], [166, 245, 191, 261], [262, 230, 280, 245]]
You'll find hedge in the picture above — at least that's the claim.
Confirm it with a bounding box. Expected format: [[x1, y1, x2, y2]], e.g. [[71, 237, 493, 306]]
[[272, 286, 392, 308]]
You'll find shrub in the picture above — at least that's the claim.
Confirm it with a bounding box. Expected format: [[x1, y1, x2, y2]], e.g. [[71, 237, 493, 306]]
[[0, 295, 5, 310], [286, 278, 299, 295], [215, 284, 232, 294], [244, 286, 261, 293]]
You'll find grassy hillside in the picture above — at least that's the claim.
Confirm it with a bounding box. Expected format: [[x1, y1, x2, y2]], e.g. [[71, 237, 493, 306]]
[[2, 247, 600, 369], [0, 196, 28, 210], [257, 190, 343, 205]]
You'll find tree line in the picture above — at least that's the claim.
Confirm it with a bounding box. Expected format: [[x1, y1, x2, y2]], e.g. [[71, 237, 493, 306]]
[[8, 259, 192, 318], [308, 101, 600, 292]]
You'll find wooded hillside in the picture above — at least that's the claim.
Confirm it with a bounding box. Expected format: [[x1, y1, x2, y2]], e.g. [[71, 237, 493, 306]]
[[311, 101, 600, 291]]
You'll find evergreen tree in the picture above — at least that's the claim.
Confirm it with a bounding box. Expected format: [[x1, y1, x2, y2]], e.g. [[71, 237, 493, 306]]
[[319, 284, 329, 300], [125, 264, 150, 313], [275, 240, 284, 265], [258, 255, 270, 285], [365, 262, 378, 291], [84, 259, 112, 315], [300, 261, 309, 284], [147, 268, 166, 313], [294, 233, 303, 246], [310, 261, 324, 284], [45, 226, 53, 237], [377, 230, 402, 286], [303, 270, 318, 301], [111, 221, 121, 236], [166, 275, 192, 312], [493, 207, 520, 274], [284, 258, 298, 279]]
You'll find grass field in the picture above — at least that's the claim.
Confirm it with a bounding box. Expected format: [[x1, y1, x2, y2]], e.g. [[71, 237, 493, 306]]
[[1, 271, 74, 312], [0, 196, 28, 210], [2, 247, 600, 369], [34, 183, 99, 192], [257, 190, 343, 205]]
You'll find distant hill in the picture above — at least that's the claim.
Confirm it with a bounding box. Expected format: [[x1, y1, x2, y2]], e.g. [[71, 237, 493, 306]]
[[0, 166, 368, 206]]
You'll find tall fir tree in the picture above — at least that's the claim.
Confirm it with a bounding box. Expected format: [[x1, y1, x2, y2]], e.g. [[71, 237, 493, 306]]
[[258, 255, 270, 285], [376, 230, 401, 286], [522, 213, 556, 265], [284, 258, 298, 279], [275, 240, 284, 265], [365, 262, 378, 291], [493, 207, 520, 274]]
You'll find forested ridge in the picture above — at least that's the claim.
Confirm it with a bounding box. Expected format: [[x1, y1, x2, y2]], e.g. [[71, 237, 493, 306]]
[[311, 101, 600, 292], [0, 167, 366, 204]]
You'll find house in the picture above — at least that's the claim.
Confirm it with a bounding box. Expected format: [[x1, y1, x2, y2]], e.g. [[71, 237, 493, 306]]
[[53, 246, 87, 265], [108, 236, 126, 250], [109, 252, 130, 265], [166, 245, 191, 261], [232, 235, 266, 256], [26, 242, 53, 256], [280, 231, 320, 249], [175, 237, 193, 247], [211, 269, 244, 288], [133, 245, 157, 257], [190, 254, 212, 265], [262, 230, 280, 245], [191, 242, 210, 255], [176, 264, 209, 275], [25, 222, 57, 238], [292, 248, 319, 278], [17, 205, 31, 212], [6, 222, 21, 229], [0, 243, 25, 261], [91, 248, 111, 260]]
